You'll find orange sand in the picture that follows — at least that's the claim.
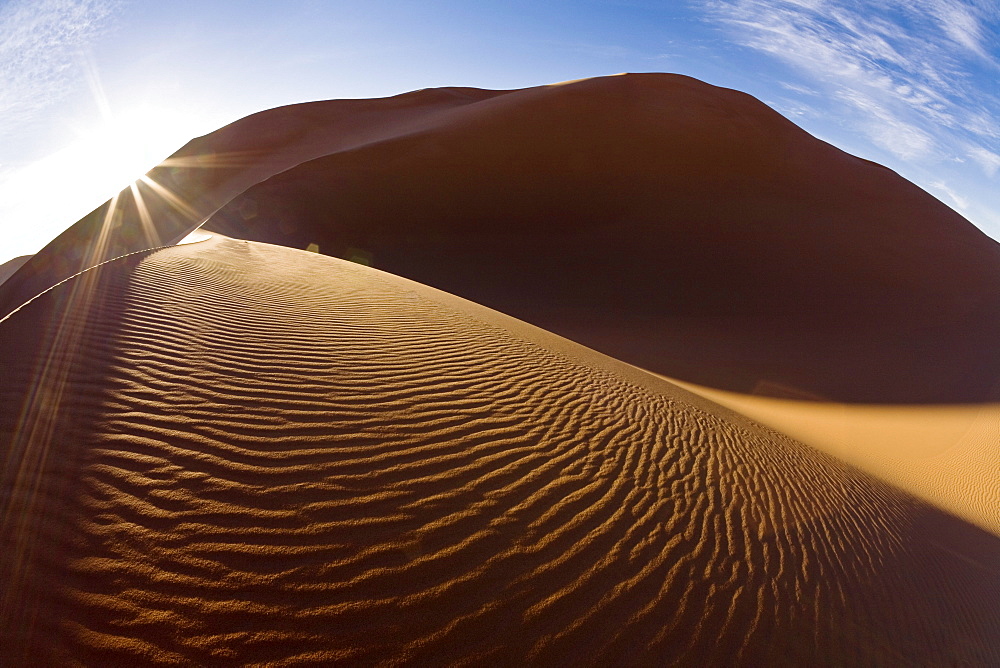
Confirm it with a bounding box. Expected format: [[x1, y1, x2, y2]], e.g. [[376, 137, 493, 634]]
[[2, 74, 999, 665], [7, 75, 1000, 405], [664, 377, 1000, 536], [2, 236, 998, 664]]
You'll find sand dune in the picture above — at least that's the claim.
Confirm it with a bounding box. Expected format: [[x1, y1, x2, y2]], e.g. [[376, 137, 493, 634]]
[[0, 255, 31, 287], [2, 236, 998, 665], [3, 74, 1000, 664], [0, 85, 513, 317], [6, 74, 999, 402], [665, 377, 1000, 535], [199, 73, 1000, 403]]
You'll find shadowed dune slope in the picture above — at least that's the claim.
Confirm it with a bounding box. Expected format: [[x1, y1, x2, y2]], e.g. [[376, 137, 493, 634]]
[[2, 235, 998, 665], [0, 256, 32, 287], [201, 73, 1000, 403], [5, 73, 998, 402]]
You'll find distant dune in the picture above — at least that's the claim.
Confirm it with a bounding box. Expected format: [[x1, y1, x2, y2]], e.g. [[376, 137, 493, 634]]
[[6, 74, 999, 402], [2, 74, 999, 665], [666, 375, 1000, 535], [0, 255, 31, 287], [200, 73, 1000, 404]]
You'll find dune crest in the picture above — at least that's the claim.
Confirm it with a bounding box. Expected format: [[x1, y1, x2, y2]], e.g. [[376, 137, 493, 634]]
[[0, 256, 32, 287], [3, 73, 1000, 664], [199, 73, 1000, 403], [4, 74, 998, 403], [2, 237, 998, 665]]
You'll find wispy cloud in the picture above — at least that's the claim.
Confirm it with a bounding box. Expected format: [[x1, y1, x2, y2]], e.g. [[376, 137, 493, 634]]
[[969, 146, 1000, 177], [0, 0, 120, 145], [702, 0, 1000, 167], [929, 179, 971, 213], [921, 0, 992, 58]]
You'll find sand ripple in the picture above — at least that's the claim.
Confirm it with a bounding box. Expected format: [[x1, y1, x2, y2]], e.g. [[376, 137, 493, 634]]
[[2, 236, 998, 665]]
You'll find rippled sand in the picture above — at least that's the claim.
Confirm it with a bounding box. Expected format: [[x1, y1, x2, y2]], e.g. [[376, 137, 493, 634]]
[[3, 236, 998, 665]]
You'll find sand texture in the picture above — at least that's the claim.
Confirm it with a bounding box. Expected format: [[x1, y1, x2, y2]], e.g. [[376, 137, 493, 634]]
[[3, 73, 1000, 665], [3, 236, 999, 665]]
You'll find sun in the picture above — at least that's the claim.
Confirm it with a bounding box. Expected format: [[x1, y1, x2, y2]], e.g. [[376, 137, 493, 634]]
[[90, 109, 171, 184], [0, 104, 217, 264], [78, 104, 211, 200]]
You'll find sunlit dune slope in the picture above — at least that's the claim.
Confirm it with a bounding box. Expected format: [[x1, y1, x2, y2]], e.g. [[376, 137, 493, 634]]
[[2, 236, 998, 665], [199, 73, 1000, 403], [661, 376, 1000, 535]]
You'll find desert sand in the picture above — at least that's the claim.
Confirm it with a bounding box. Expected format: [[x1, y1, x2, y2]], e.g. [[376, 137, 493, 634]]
[[667, 376, 1000, 536], [2, 74, 999, 665]]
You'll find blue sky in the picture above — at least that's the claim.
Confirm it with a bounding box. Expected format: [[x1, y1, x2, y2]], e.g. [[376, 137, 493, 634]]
[[1, 0, 998, 264]]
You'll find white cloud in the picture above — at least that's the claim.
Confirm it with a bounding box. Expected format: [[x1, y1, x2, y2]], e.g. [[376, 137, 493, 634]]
[[833, 88, 935, 159], [702, 0, 1000, 237], [704, 0, 1000, 162], [929, 180, 971, 213], [969, 146, 1000, 177], [962, 110, 1000, 140], [918, 0, 990, 58], [778, 81, 819, 96], [0, 0, 119, 140]]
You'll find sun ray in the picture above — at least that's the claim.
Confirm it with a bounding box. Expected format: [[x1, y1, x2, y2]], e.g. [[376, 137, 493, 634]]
[[128, 181, 161, 248], [83, 192, 123, 268], [138, 174, 202, 223], [159, 151, 261, 170], [1, 244, 110, 642]]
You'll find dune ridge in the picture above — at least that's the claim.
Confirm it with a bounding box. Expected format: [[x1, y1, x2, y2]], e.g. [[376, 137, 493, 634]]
[[2, 236, 998, 665], [0, 84, 514, 316], [5, 73, 998, 404], [0, 256, 32, 287], [199, 73, 1000, 403]]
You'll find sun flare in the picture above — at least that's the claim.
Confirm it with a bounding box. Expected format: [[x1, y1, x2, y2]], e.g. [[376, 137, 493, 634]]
[[0, 105, 215, 262]]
